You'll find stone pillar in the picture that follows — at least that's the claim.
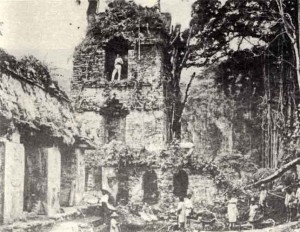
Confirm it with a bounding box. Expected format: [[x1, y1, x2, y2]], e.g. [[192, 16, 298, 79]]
[[24, 146, 61, 217], [46, 147, 61, 216], [0, 140, 25, 224], [102, 167, 118, 203], [60, 148, 86, 207], [156, 168, 174, 211]]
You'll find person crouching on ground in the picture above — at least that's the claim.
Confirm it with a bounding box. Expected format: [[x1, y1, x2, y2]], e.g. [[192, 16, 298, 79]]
[[110, 212, 121, 232], [227, 194, 239, 230]]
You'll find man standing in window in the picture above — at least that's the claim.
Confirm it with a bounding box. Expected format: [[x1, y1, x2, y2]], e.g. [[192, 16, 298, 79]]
[[111, 54, 124, 81]]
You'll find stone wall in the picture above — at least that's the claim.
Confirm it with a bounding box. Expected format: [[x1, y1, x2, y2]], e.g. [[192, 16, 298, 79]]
[[75, 110, 166, 150], [72, 41, 165, 100], [72, 36, 167, 148], [125, 111, 166, 150], [0, 72, 78, 145], [60, 148, 86, 207], [46, 147, 61, 216], [0, 141, 25, 223], [0, 52, 93, 225], [189, 175, 217, 206], [24, 146, 61, 216]]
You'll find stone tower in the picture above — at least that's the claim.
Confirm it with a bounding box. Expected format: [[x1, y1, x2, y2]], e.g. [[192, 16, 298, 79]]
[[71, 0, 171, 151]]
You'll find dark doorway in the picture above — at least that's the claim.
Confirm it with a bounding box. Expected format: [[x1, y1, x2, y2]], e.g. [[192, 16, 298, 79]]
[[142, 170, 159, 204], [105, 36, 129, 81], [94, 167, 102, 191], [173, 170, 189, 198], [116, 168, 129, 205]]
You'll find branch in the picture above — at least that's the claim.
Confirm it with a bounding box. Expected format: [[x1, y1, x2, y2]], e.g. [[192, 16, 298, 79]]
[[267, 49, 296, 69], [182, 72, 196, 108], [176, 72, 196, 121], [180, 26, 193, 68], [244, 157, 300, 189]]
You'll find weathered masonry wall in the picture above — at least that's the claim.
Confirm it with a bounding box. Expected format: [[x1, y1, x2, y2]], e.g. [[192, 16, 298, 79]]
[[24, 146, 61, 216], [0, 72, 78, 145], [125, 111, 166, 150], [60, 148, 86, 207], [0, 64, 91, 224], [99, 166, 218, 211], [72, 42, 167, 149], [0, 140, 25, 223], [75, 110, 166, 150], [72, 42, 165, 101]]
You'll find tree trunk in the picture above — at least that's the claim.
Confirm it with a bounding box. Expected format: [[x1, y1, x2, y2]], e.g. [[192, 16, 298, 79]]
[[276, 0, 300, 91], [245, 157, 300, 189]]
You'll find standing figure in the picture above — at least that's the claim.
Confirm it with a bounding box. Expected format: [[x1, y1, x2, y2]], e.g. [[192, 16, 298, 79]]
[[110, 212, 120, 232], [259, 184, 267, 214], [111, 54, 124, 81], [248, 198, 259, 223], [184, 193, 193, 228], [295, 182, 300, 217], [69, 180, 76, 207], [100, 189, 116, 224], [177, 197, 186, 231], [284, 186, 295, 222], [227, 195, 238, 230]]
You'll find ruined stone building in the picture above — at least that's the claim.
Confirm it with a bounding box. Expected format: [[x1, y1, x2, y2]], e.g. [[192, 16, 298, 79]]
[[72, 8, 170, 151], [71, 1, 217, 209], [0, 1, 218, 225], [0, 50, 93, 224]]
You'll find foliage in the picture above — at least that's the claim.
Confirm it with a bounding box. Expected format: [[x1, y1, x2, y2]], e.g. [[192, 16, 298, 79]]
[[88, 0, 168, 42], [190, 0, 297, 63], [188, 0, 300, 169], [0, 49, 68, 99], [84, 139, 250, 194]]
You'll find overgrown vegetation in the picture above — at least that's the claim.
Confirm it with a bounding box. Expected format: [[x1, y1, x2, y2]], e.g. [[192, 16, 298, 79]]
[[186, 0, 300, 180], [0, 49, 68, 99], [81, 0, 300, 194], [88, 0, 169, 41]]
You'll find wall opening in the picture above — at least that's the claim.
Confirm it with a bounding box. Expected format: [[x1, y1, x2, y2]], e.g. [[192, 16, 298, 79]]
[[23, 145, 47, 214], [116, 168, 129, 205], [105, 36, 129, 81], [94, 167, 102, 191], [105, 116, 125, 143], [142, 169, 159, 204], [173, 170, 189, 198]]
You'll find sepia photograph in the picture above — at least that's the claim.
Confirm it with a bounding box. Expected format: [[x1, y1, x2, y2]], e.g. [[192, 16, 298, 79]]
[[1, 0, 300, 231]]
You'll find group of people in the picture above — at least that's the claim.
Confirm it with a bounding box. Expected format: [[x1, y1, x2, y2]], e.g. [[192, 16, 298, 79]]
[[176, 193, 194, 231], [282, 182, 300, 222], [226, 184, 276, 229], [226, 182, 300, 229]]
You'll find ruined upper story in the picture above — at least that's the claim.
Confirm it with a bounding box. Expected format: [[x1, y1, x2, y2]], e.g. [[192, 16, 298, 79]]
[[71, 0, 172, 113]]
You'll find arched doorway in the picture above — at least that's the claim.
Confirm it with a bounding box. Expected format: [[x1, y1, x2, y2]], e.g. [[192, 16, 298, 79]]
[[105, 36, 129, 81], [142, 169, 159, 204], [173, 170, 189, 198]]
